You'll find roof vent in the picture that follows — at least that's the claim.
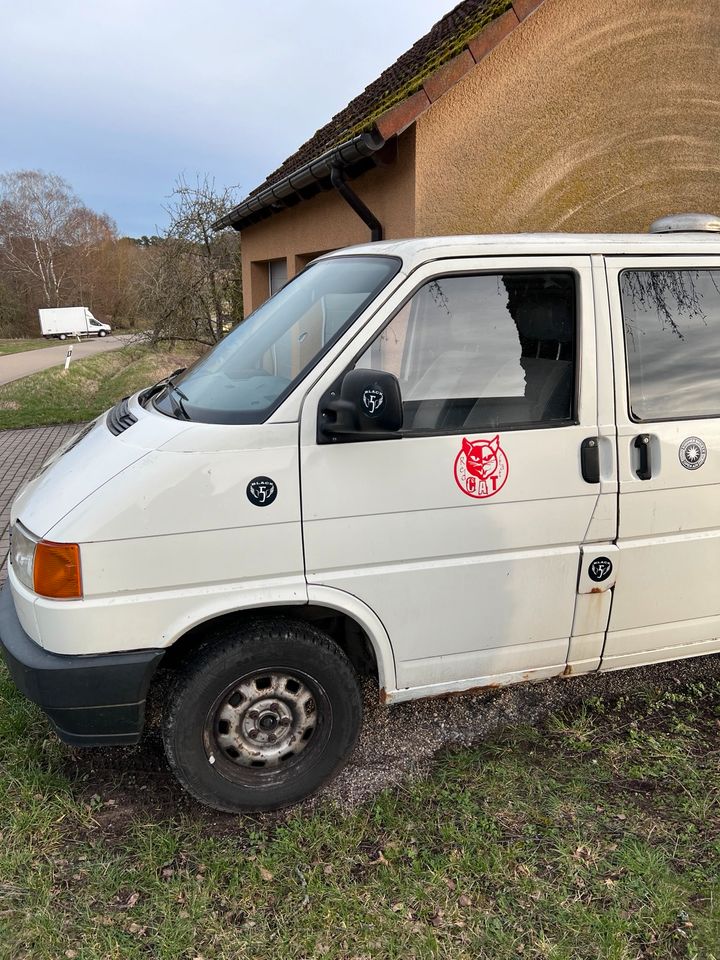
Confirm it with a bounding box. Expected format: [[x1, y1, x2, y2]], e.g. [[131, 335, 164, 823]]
[[649, 213, 720, 234]]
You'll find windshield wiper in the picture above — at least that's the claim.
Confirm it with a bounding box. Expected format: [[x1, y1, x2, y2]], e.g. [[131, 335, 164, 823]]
[[140, 367, 187, 404], [167, 382, 190, 420]]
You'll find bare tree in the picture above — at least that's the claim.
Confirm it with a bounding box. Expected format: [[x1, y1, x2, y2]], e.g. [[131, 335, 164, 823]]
[[135, 175, 243, 346], [621, 269, 720, 346], [0, 170, 115, 309]]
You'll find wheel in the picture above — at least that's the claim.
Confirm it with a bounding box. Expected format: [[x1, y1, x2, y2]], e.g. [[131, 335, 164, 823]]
[[99, 330, 107, 337], [59, 334, 67, 340], [162, 619, 363, 812]]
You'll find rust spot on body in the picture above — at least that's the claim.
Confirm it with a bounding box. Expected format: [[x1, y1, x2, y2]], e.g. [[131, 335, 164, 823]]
[[562, 663, 573, 677], [424, 682, 505, 702]]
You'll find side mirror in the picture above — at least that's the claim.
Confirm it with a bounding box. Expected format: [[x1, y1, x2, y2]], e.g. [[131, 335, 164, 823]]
[[319, 368, 403, 441]]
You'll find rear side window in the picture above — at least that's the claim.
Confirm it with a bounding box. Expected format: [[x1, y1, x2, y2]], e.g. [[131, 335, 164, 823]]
[[355, 271, 577, 434], [621, 269, 720, 421]]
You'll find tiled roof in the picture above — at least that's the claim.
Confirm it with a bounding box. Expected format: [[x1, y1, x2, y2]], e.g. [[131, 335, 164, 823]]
[[247, 0, 540, 199]]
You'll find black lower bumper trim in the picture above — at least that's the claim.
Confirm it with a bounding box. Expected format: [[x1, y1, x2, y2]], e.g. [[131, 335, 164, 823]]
[[0, 582, 164, 746]]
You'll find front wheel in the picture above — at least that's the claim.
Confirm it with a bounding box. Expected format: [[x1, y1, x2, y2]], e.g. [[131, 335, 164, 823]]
[[162, 619, 363, 812], [98, 330, 107, 337]]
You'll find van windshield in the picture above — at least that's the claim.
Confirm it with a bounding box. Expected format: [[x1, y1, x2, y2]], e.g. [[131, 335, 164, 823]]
[[153, 255, 400, 424]]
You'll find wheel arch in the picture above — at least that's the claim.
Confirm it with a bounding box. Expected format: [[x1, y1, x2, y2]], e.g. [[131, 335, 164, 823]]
[[159, 586, 397, 696]]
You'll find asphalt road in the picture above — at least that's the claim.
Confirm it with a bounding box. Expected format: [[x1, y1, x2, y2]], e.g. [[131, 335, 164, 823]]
[[0, 334, 133, 386]]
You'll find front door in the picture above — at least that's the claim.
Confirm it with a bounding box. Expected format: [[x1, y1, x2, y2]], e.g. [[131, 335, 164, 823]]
[[300, 256, 607, 697], [605, 255, 720, 669]]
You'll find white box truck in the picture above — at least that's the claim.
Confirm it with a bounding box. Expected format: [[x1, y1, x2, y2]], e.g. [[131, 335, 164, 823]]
[[39, 307, 111, 340]]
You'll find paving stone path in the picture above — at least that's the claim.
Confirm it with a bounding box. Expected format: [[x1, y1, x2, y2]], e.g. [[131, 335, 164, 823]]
[[0, 424, 85, 579]]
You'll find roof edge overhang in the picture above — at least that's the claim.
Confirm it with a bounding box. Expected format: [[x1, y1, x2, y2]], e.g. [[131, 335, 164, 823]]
[[213, 0, 547, 234], [212, 129, 388, 232]]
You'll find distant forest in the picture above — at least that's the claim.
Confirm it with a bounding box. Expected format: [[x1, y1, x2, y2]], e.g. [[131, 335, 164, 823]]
[[0, 170, 243, 345]]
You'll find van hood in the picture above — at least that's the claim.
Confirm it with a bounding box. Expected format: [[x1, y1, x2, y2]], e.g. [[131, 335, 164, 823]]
[[11, 397, 194, 539]]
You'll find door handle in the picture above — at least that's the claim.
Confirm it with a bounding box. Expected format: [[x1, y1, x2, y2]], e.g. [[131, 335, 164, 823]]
[[633, 434, 652, 480], [580, 437, 600, 484]]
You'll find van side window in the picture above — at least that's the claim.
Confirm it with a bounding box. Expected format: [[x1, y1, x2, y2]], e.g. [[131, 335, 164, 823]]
[[621, 268, 720, 421], [355, 271, 577, 434]]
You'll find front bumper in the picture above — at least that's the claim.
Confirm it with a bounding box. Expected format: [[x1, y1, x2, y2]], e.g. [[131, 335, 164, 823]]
[[0, 582, 164, 746]]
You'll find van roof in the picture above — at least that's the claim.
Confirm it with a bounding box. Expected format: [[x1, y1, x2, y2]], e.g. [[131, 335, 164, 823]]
[[323, 232, 720, 272]]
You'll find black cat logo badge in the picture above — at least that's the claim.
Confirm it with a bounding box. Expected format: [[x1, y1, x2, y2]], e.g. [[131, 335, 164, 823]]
[[362, 386, 384, 417], [247, 477, 277, 507], [588, 557, 613, 583]]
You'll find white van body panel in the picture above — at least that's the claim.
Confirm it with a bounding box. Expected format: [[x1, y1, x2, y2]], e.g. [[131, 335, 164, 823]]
[[47, 421, 302, 544], [604, 254, 720, 670], [9, 231, 720, 695], [12, 404, 306, 655], [11, 417, 150, 538], [9, 563, 307, 655], [299, 255, 610, 693]]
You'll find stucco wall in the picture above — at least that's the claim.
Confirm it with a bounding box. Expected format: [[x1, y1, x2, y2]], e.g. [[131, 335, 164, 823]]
[[415, 0, 720, 235], [240, 129, 416, 312]]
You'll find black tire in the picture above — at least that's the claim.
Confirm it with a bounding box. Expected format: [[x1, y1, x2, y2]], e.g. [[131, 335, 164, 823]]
[[98, 330, 107, 337], [59, 333, 67, 340], [162, 619, 363, 812]]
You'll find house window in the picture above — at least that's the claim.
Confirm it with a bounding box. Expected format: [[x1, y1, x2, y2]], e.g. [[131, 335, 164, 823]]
[[295, 251, 332, 275], [268, 259, 288, 297]]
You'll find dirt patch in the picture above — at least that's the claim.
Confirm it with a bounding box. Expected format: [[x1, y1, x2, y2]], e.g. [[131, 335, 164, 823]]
[[58, 652, 720, 837]]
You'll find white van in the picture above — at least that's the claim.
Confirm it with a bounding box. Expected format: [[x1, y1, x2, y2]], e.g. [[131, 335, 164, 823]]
[[39, 306, 112, 340], [3, 214, 720, 812]]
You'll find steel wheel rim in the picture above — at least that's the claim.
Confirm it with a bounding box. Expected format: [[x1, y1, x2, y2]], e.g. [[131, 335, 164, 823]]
[[203, 668, 329, 782]]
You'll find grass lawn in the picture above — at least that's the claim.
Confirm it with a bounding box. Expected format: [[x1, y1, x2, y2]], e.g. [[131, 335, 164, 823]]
[[0, 338, 54, 356], [0, 345, 198, 429], [1, 662, 718, 960]]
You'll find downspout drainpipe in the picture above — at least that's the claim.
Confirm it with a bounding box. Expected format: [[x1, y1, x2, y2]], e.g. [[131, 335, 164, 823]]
[[330, 165, 383, 242]]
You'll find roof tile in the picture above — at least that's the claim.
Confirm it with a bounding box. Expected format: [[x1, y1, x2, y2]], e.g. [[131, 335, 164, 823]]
[[512, 0, 545, 20], [374, 88, 432, 139], [423, 49, 476, 102], [468, 7, 519, 61]]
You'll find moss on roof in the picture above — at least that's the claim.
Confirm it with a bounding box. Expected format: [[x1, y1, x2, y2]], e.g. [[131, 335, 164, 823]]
[[247, 0, 514, 198]]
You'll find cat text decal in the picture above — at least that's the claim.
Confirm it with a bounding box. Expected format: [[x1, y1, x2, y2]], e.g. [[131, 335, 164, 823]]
[[454, 435, 509, 499]]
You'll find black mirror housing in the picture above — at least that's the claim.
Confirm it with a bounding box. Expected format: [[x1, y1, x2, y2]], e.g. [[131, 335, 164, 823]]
[[319, 368, 403, 441]]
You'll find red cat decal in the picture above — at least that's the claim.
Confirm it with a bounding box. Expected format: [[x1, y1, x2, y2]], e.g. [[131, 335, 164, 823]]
[[454, 435, 509, 499]]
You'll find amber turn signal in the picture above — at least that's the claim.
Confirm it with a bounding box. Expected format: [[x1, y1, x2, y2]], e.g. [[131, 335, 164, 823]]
[[33, 540, 82, 599]]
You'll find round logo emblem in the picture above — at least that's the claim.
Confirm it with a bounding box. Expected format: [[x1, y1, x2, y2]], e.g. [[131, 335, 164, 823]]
[[362, 386, 385, 417], [247, 476, 277, 507], [679, 436, 707, 471], [588, 556, 613, 583], [454, 435, 509, 499]]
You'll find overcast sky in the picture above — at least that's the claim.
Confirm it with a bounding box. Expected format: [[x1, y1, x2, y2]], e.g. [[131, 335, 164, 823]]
[[1, 0, 450, 237]]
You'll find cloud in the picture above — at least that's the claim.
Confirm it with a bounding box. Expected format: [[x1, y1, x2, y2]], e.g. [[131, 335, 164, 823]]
[[1, 0, 449, 235]]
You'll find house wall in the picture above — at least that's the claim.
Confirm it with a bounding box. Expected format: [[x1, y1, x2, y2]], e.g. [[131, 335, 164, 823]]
[[414, 0, 720, 235], [239, 129, 416, 313]]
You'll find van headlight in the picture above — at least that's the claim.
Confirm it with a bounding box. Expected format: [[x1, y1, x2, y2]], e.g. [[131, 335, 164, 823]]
[[10, 523, 83, 599], [9, 523, 38, 591]]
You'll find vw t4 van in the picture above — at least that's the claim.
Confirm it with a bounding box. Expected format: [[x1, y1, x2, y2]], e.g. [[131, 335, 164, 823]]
[[2, 213, 720, 811]]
